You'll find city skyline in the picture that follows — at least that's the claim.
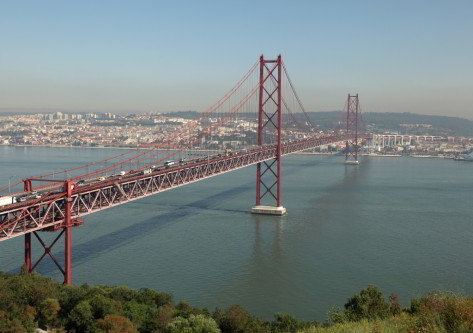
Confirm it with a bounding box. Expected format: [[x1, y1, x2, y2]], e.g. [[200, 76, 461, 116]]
[[1, 1, 472, 118]]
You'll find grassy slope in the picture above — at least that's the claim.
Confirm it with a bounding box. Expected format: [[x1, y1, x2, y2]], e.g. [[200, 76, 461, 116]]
[[299, 293, 473, 333]]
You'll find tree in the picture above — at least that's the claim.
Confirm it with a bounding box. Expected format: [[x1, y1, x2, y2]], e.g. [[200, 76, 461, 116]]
[[39, 298, 60, 329], [218, 305, 250, 333], [4, 273, 59, 308], [137, 288, 172, 308], [68, 300, 94, 332], [123, 301, 148, 328], [95, 314, 138, 333], [167, 315, 220, 333], [344, 285, 390, 321], [272, 313, 300, 333], [175, 301, 196, 318], [388, 294, 401, 315], [59, 284, 88, 318], [140, 303, 173, 333], [89, 294, 121, 319], [327, 307, 346, 325], [21, 305, 37, 333], [0, 309, 32, 333], [108, 286, 139, 303]]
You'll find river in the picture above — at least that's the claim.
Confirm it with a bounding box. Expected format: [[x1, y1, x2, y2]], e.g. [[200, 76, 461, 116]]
[[1, 145, 472, 320]]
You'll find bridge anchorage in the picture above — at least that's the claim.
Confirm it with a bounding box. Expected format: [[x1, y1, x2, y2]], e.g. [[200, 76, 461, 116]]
[[0, 54, 364, 284]]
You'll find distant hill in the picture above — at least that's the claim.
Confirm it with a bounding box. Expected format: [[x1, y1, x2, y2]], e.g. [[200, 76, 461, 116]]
[[298, 112, 473, 137], [0, 108, 140, 116], [362, 112, 473, 137], [2, 108, 472, 137], [162, 110, 200, 119], [164, 110, 473, 137]]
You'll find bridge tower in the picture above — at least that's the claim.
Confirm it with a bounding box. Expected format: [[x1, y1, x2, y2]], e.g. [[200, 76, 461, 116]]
[[345, 94, 360, 165], [252, 55, 286, 215]]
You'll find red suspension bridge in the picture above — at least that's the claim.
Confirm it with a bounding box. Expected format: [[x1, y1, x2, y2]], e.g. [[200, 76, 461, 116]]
[[0, 55, 366, 284]]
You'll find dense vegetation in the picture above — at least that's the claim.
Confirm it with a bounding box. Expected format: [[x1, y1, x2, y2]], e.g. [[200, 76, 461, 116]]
[[1, 270, 473, 332]]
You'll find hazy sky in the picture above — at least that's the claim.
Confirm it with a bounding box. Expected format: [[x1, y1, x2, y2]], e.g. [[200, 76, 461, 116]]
[[1, 0, 472, 118]]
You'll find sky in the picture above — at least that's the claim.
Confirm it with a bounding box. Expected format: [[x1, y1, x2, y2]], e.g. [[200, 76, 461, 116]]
[[0, 0, 472, 118]]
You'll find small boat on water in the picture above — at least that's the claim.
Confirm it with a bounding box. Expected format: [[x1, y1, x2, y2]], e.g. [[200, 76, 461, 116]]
[[344, 160, 359, 165]]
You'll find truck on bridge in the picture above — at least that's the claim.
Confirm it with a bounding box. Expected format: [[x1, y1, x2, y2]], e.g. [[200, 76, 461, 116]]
[[0, 196, 16, 207]]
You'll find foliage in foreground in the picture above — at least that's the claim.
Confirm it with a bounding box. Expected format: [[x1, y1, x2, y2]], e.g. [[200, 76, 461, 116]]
[[1, 270, 473, 333]]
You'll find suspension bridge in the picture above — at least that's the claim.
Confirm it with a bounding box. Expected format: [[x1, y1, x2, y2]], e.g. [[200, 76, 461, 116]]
[[0, 55, 366, 284]]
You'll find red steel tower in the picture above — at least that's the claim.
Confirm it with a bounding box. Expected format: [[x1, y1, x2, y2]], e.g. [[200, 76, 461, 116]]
[[252, 55, 286, 215], [345, 94, 360, 165]]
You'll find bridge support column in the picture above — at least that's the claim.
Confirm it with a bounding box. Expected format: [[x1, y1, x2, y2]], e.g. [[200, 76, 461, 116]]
[[24, 233, 32, 273], [64, 226, 72, 285], [20, 180, 77, 285], [64, 180, 73, 285], [23, 179, 33, 273], [252, 54, 286, 216]]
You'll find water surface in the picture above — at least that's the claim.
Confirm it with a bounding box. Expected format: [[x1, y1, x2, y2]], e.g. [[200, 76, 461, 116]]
[[1, 146, 472, 320]]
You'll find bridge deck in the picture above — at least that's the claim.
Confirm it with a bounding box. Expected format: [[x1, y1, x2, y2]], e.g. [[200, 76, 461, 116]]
[[0, 135, 354, 241]]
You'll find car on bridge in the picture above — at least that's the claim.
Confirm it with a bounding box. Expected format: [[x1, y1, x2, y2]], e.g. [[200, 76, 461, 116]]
[[141, 169, 153, 175]]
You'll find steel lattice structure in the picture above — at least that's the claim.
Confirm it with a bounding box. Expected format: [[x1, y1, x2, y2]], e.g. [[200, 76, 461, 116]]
[[256, 55, 284, 207], [345, 94, 360, 162], [0, 55, 365, 285], [0, 135, 355, 240]]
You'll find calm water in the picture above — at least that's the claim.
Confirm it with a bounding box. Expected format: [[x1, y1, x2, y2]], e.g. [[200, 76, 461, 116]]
[[1, 146, 472, 320]]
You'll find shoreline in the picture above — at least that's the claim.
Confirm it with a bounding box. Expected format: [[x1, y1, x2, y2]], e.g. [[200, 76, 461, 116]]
[[0, 143, 220, 152], [295, 152, 336, 155], [0, 144, 458, 159], [409, 154, 453, 159]]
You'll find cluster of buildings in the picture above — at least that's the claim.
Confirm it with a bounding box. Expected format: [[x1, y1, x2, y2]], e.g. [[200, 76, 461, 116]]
[[0, 112, 310, 150], [0, 113, 472, 157], [313, 130, 473, 157], [367, 132, 472, 156]]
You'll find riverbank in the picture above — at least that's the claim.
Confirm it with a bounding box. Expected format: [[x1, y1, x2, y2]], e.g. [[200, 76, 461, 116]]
[[1, 144, 461, 160], [410, 154, 454, 159], [1, 149, 472, 321], [0, 143, 220, 152], [295, 152, 336, 155]]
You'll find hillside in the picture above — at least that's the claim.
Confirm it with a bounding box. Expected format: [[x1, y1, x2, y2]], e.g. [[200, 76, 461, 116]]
[[1, 271, 473, 333], [302, 112, 473, 137], [2, 109, 472, 137], [163, 111, 473, 137]]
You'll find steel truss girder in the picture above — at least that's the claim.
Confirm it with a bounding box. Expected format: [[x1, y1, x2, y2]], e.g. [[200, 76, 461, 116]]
[[0, 134, 357, 241]]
